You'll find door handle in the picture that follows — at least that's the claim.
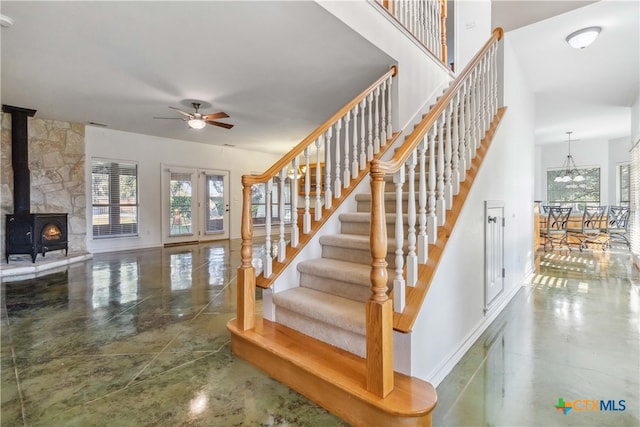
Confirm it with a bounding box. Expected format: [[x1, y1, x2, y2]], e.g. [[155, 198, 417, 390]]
[[488, 216, 497, 223]]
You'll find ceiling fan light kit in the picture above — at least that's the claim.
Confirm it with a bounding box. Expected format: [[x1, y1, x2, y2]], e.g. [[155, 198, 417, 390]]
[[188, 118, 207, 129], [566, 26, 601, 49], [154, 102, 233, 130]]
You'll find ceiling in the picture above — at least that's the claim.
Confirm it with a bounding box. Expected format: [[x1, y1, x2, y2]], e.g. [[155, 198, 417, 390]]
[[493, 0, 639, 145], [0, 1, 393, 155], [2, 1, 638, 154]]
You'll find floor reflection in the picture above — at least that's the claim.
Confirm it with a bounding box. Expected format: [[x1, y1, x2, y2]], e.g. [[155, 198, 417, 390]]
[[1, 239, 346, 427], [434, 248, 640, 427], [2, 241, 637, 426]]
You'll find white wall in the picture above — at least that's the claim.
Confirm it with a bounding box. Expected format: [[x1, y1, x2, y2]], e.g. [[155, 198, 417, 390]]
[[632, 91, 640, 145], [409, 34, 536, 386], [85, 126, 280, 253], [454, 0, 492, 72]]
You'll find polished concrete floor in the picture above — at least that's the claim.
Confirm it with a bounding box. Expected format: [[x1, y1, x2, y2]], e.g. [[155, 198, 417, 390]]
[[1, 241, 638, 426]]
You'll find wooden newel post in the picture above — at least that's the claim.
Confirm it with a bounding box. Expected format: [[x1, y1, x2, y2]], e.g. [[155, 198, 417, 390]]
[[237, 177, 255, 331], [367, 162, 394, 398]]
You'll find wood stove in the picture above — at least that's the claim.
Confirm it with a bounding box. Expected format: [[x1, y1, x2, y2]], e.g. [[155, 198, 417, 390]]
[[6, 213, 68, 263], [3, 104, 69, 263]]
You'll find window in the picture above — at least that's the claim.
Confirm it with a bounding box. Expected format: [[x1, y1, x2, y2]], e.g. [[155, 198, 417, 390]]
[[252, 177, 292, 226], [92, 160, 139, 238], [618, 163, 630, 207], [546, 167, 600, 211]]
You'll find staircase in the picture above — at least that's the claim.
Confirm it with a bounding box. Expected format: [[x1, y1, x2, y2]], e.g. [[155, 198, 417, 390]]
[[272, 174, 413, 359], [229, 19, 506, 427]]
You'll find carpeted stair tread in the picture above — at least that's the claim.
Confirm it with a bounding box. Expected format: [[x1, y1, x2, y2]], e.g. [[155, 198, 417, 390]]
[[273, 287, 365, 335], [297, 256, 393, 288]]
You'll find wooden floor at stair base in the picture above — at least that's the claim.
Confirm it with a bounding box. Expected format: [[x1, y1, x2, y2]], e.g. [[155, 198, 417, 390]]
[[228, 317, 436, 427]]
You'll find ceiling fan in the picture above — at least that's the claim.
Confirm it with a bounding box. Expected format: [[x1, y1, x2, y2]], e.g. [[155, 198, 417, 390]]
[[154, 102, 233, 130]]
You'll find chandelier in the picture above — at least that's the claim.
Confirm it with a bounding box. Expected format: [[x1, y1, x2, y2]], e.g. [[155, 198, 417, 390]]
[[554, 131, 585, 184]]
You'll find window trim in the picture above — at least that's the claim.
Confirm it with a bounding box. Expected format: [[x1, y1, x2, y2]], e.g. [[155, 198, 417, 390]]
[[91, 158, 139, 239], [546, 166, 601, 211]]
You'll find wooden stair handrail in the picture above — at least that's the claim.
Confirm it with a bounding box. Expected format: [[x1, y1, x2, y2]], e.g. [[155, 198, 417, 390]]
[[241, 65, 397, 186], [371, 27, 503, 176]]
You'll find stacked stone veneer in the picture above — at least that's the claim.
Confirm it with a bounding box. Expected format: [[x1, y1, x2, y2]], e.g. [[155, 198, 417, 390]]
[[1, 113, 86, 256]]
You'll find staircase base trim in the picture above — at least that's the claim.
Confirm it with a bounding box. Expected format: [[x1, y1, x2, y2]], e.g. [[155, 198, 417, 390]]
[[228, 317, 436, 427]]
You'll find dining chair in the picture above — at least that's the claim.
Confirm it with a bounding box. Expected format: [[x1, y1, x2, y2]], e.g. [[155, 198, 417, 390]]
[[602, 206, 630, 248], [540, 206, 572, 252], [567, 205, 607, 251]]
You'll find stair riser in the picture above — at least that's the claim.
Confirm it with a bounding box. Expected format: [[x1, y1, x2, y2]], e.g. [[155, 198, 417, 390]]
[[357, 199, 413, 213], [341, 221, 409, 237], [322, 244, 396, 267], [276, 307, 366, 358], [299, 271, 371, 302]]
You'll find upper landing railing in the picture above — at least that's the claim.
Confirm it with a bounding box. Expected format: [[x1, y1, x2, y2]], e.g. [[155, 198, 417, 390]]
[[377, 0, 448, 65]]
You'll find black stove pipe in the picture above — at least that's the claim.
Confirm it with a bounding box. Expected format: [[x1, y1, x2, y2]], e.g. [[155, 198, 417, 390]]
[[2, 105, 37, 215]]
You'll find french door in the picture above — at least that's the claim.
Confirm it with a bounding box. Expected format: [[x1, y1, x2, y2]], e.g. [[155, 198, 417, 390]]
[[162, 166, 229, 245]]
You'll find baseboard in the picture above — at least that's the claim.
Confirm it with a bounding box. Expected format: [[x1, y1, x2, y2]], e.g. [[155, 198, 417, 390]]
[[425, 269, 530, 387]]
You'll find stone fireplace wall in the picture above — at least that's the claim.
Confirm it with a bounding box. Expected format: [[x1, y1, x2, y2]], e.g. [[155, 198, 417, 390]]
[[1, 113, 86, 256]]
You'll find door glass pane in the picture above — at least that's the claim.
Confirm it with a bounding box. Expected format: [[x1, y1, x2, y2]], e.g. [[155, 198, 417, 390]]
[[170, 172, 192, 236], [206, 174, 225, 233]]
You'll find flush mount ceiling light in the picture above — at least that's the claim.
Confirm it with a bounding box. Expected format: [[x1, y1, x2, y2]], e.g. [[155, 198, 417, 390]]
[[566, 26, 601, 49], [0, 14, 14, 28]]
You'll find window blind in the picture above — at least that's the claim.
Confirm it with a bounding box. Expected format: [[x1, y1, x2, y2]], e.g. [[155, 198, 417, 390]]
[[92, 160, 139, 238]]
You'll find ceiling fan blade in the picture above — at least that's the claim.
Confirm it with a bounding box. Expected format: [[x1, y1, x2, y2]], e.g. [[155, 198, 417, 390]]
[[168, 106, 193, 117], [204, 112, 229, 120], [206, 120, 234, 129], [153, 117, 186, 120]]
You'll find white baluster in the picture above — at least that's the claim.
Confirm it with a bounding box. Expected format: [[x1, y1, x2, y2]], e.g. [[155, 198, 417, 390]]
[[451, 92, 460, 195], [380, 81, 387, 145], [303, 147, 311, 234], [386, 76, 393, 139], [458, 81, 468, 181], [480, 56, 488, 135], [291, 157, 299, 248], [444, 104, 453, 209], [359, 99, 367, 170], [344, 111, 351, 188], [492, 43, 498, 117], [490, 44, 496, 118], [406, 149, 418, 287], [418, 135, 428, 263], [334, 119, 342, 198], [393, 167, 406, 313], [263, 178, 273, 278], [278, 168, 287, 263], [475, 65, 482, 149], [436, 114, 446, 226], [352, 105, 359, 179], [324, 127, 333, 209], [367, 92, 374, 161], [373, 86, 381, 154], [470, 68, 478, 153], [315, 137, 322, 221], [427, 125, 438, 242], [464, 77, 473, 165]]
